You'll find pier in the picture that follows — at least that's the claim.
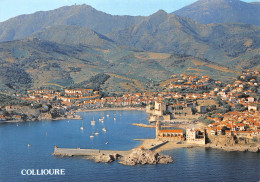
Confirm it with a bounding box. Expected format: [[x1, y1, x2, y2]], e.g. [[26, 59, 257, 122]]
[[149, 141, 168, 150], [53, 146, 130, 157], [53, 140, 168, 157], [132, 123, 155, 128]]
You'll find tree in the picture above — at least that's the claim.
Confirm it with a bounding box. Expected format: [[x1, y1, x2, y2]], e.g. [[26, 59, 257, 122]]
[[3, 111, 9, 117], [198, 116, 215, 125], [252, 137, 258, 142], [244, 125, 250, 131], [210, 105, 216, 111], [234, 103, 247, 111]]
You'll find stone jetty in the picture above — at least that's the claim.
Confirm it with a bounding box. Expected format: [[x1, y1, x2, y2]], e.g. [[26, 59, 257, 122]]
[[132, 123, 155, 128], [53, 141, 173, 165]]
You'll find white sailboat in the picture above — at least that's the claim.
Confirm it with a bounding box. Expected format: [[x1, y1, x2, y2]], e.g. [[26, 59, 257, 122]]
[[91, 116, 96, 126], [95, 130, 99, 135], [80, 120, 84, 130], [102, 127, 107, 132], [99, 118, 104, 123]]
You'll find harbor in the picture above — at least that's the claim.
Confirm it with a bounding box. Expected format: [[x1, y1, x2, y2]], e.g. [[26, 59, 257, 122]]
[[1, 110, 260, 181]]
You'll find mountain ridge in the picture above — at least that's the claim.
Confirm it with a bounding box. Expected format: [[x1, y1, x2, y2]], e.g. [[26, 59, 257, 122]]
[[0, 2, 259, 93], [0, 4, 144, 42], [108, 11, 260, 64], [174, 0, 260, 25]]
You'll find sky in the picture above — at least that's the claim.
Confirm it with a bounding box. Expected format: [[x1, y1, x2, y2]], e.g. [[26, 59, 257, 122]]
[[0, 0, 259, 22]]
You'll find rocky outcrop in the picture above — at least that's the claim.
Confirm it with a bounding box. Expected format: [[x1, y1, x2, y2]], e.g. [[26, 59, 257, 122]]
[[93, 153, 121, 163], [37, 113, 52, 120], [248, 147, 260, 153], [119, 148, 173, 166]]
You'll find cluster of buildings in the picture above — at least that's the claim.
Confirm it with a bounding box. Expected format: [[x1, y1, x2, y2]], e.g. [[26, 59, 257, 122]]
[[164, 74, 211, 90], [23, 89, 100, 105], [1, 70, 259, 145], [206, 111, 260, 139], [148, 71, 259, 144]]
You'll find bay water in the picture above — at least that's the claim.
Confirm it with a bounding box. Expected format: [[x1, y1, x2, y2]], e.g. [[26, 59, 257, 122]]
[[0, 110, 259, 182]]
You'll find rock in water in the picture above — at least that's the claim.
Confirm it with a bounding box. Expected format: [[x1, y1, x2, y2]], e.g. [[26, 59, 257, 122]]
[[119, 148, 173, 166], [94, 154, 116, 163]]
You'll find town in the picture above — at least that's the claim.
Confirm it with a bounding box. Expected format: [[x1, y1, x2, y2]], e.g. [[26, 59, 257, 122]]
[[0, 70, 259, 150]]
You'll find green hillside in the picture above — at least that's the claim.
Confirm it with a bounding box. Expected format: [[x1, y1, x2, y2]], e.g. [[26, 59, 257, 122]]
[[0, 38, 240, 94], [0, 4, 258, 94]]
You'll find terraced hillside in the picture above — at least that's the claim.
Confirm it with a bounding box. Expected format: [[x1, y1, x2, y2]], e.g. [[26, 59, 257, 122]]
[[0, 38, 240, 94]]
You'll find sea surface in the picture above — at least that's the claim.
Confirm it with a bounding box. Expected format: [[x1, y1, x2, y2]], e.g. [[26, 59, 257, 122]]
[[0, 110, 259, 182]]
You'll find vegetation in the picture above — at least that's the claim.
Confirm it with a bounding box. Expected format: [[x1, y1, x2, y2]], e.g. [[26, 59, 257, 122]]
[[0, 5, 259, 94], [234, 103, 247, 112], [252, 137, 258, 142], [0, 66, 32, 90], [50, 108, 65, 119], [0, 94, 31, 107], [71, 73, 110, 90], [198, 116, 215, 125]]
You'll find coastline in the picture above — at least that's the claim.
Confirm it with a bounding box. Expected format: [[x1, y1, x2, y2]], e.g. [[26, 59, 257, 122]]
[[2, 115, 82, 123], [77, 107, 145, 112], [2, 107, 145, 123], [138, 139, 260, 153], [4, 107, 259, 154]]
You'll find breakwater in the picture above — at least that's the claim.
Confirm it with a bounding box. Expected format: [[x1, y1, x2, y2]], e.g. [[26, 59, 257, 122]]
[[53, 146, 130, 156], [53, 140, 168, 157], [132, 123, 155, 128]]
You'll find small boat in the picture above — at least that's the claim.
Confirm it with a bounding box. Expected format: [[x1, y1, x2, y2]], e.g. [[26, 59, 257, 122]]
[[90, 134, 94, 138], [91, 120, 96, 126], [99, 118, 104, 123], [106, 114, 110, 117], [102, 128, 107, 132], [95, 131, 99, 135], [114, 117, 116, 121], [80, 120, 84, 130], [90, 116, 96, 126], [105, 142, 109, 144]]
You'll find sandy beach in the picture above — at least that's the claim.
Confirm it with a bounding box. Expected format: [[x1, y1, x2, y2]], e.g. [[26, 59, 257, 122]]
[[137, 139, 192, 152]]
